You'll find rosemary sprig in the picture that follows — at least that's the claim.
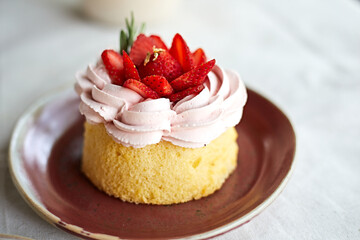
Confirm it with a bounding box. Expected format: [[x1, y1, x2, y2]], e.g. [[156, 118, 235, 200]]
[[120, 12, 146, 55]]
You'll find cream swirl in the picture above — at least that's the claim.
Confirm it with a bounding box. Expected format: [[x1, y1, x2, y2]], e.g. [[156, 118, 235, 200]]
[[75, 61, 247, 148]]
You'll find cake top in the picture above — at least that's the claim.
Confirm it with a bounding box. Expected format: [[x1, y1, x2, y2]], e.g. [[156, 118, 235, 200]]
[[75, 14, 247, 148], [99, 17, 216, 102]]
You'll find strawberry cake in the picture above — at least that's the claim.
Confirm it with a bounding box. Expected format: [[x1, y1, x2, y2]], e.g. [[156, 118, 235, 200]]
[[75, 19, 247, 205]]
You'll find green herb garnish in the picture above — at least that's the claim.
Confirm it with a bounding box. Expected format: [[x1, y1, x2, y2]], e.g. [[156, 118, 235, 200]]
[[120, 12, 146, 54]]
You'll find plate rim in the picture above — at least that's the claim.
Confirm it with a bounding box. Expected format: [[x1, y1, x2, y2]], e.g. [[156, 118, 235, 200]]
[[8, 87, 297, 240]]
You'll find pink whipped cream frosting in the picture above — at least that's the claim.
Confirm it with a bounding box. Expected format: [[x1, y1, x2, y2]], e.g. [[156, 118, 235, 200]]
[[75, 60, 247, 148]]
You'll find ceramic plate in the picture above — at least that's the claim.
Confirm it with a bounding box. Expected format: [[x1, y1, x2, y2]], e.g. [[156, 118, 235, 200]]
[[9, 88, 296, 239]]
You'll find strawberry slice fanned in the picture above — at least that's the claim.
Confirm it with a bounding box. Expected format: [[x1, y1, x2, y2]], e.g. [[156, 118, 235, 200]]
[[170, 59, 215, 92], [169, 84, 205, 102], [101, 49, 124, 85], [123, 79, 159, 99], [138, 50, 183, 81], [122, 50, 141, 80], [129, 34, 153, 66], [169, 33, 194, 72], [150, 35, 168, 51], [129, 34, 168, 66], [192, 48, 207, 67], [141, 75, 173, 97]]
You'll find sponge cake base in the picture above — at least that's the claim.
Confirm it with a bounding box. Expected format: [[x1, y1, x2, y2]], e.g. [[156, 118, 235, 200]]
[[82, 122, 238, 205]]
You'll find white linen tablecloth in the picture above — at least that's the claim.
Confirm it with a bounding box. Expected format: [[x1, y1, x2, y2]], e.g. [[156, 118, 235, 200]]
[[1, 0, 359, 239]]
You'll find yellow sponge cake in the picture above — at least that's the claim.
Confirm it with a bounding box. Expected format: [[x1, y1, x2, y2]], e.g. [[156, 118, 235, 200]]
[[82, 122, 238, 204], [75, 21, 247, 205]]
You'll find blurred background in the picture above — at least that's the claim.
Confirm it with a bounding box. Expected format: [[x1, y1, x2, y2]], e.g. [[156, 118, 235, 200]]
[[1, 0, 359, 239]]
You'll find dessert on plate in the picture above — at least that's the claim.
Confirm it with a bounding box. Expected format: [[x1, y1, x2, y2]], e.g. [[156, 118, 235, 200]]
[[75, 17, 247, 205]]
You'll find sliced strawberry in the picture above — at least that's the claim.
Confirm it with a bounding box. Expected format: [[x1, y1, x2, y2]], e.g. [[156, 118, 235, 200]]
[[123, 79, 159, 99], [101, 49, 124, 85], [141, 75, 173, 97], [150, 35, 168, 51], [138, 50, 183, 81], [130, 34, 168, 66], [169, 33, 194, 72], [122, 50, 141, 80], [192, 48, 207, 67], [169, 84, 205, 102], [170, 59, 215, 91], [129, 34, 153, 66]]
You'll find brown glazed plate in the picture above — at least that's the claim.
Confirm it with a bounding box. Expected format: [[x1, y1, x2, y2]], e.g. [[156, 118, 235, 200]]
[[9, 87, 296, 239]]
